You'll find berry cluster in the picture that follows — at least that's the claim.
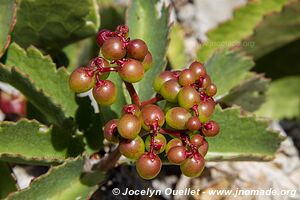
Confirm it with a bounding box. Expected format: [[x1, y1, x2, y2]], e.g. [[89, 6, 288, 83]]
[[69, 25, 220, 180], [69, 25, 152, 106]]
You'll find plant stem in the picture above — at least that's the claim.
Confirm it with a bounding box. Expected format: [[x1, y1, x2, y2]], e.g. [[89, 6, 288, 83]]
[[124, 82, 141, 107], [141, 94, 163, 107], [160, 128, 184, 138]]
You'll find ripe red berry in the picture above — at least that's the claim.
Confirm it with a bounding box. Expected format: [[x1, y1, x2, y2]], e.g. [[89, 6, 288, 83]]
[[190, 134, 204, 148], [101, 37, 126, 60], [118, 59, 144, 83], [206, 83, 217, 97], [189, 61, 206, 79], [153, 71, 176, 92], [92, 80, 117, 106], [119, 136, 145, 160], [136, 153, 162, 180], [96, 29, 112, 47], [141, 104, 165, 130], [127, 39, 148, 61], [198, 139, 208, 157], [201, 75, 211, 89], [69, 67, 95, 93], [203, 121, 220, 137], [186, 116, 202, 131], [117, 114, 141, 139], [178, 86, 200, 109], [167, 146, 187, 165], [198, 100, 215, 122], [166, 107, 191, 130], [103, 119, 119, 143], [159, 79, 181, 103], [165, 138, 183, 153], [180, 155, 205, 177], [142, 51, 153, 72], [145, 133, 167, 154], [178, 69, 196, 86]]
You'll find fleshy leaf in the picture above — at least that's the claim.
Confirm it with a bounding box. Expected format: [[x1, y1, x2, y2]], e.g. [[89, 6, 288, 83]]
[[204, 49, 254, 100], [0, 0, 16, 58], [12, 0, 100, 53], [2, 43, 77, 126], [0, 120, 83, 165], [126, 0, 170, 101], [256, 77, 300, 120], [206, 106, 283, 161], [0, 162, 17, 199], [7, 157, 105, 200], [197, 0, 289, 61]]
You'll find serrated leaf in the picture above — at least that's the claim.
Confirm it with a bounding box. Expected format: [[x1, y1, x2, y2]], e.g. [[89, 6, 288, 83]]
[[7, 157, 105, 200], [0, 162, 17, 199], [126, 0, 170, 101], [256, 77, 300, 120], [167, 23, 188, 69], [221, 73, 270, 112], [12, 0, 100, 53], [197, 0, 289, 61], [0, 120, 83, 165], [206, 106, 283, 161], [243, 0, 300, 59], [0, 0, 16, 58], [205, 49, 254, 100], [1, 43, 77, 126]]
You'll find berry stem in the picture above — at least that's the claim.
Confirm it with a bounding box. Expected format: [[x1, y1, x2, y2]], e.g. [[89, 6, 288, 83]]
[[160, 128, 184, 138], [140, 94, 163, 107], [100, 67, 120, 73], [124, 82, 141, 107]]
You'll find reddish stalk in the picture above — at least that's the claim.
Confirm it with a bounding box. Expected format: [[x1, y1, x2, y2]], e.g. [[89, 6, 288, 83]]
[[160, 128, 184, 138], [141, 95, 163, 107], [124, 82, 141, 107]]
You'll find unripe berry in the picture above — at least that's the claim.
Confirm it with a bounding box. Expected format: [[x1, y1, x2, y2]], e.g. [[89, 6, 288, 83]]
[[93, 80, 117, 106], [142, 51, 152, 72], [101, 37, 126, 60], [180, 155, 205, 177], [201, 75, 211, 89], [119, 136, 145, 160], [198, 139, 208, 157], [127, 39, 148, 61], [165, 138, 183, 153], [136, 153, 162, 180], [153, 71, 176, 92], [145, 134, 167, 154], [178, 69, 196, 86], [118, 59, 144, 83], [189, 61, 206, 79], [206, 83, 217, 97], [167, 146, 187, 165], [141, 104, 165, 130], [190, 134, 204, 148], [159, 79, 181, 103], [103, 119, 119, 143], [69, 67, 95, 93], [203, 121, 220, 137], [186, 116, 202, 131], [166, 107, 191, 130], [178, 86, 200, 109], [198, 100, 215, 122], [117, 114, 141, 139]]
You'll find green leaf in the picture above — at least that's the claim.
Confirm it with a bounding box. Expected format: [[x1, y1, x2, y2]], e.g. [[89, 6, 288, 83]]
[[12, 0, 100, 53], [197, 0, 289, 61], [126, 0, 170, 101], [167, 23, 188, 69], [1, 43, 77, 126], [0, 120, 83, 165], [0, 162, 17, 199], [0, 0, 16, 58], [221, 73, 270, 112], [243, 0, 300, 59], [256, 77, 300, 120], [206, 106, 283, 161], [7, 157, 105, 200], [204, 49, 254, 100]]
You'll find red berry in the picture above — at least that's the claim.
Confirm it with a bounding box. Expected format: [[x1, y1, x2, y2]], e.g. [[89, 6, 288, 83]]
[[186, 116, 202, 131], [92, 80, 117, 106], [203, 121, 220, 137], [119, 136, 145, 160], [198, 100, 215, 122], [166, 107, 191, 130], [167, 146, 187, 165], [190, 134, 204, 148], [69, 67, 95, 93], [101, 37, 126, 60], [141, 104, 165, 130], [189, 61, 206, 78], [165, 138, 183, 153], [117, 114, 141, 139], [142, 51, 152, 72], [159, 79, 181, 103], [198, 139, 208, 157], [180, 155, 205, 177], [178, 69, 196, 86], [178, 86, 200, 109], [145, 134, 167, 154], [201, 75, 211, 89], [153, 71, 176, 92], [136, 153, 162, 180], [103, 119, 119, 143], [115, 25, 129, 37], [96, 29, 112, 47], [127, 39, 148, 61], [118, 59, 144, 83], [206, 84, 217, 97]]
